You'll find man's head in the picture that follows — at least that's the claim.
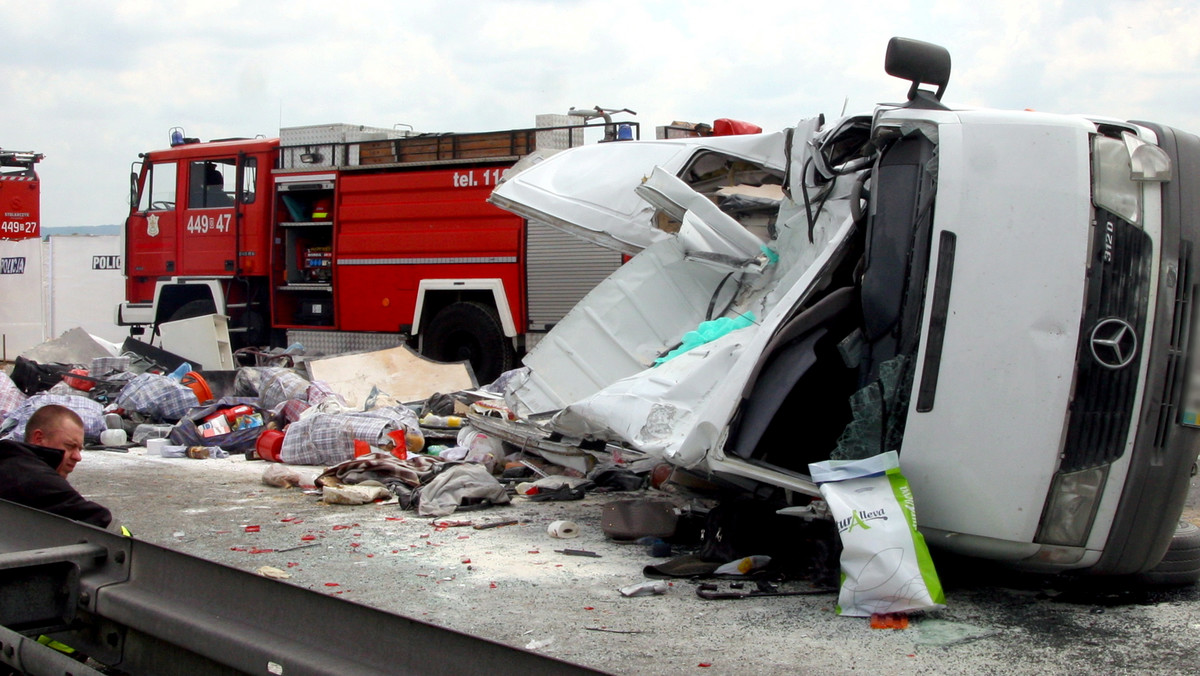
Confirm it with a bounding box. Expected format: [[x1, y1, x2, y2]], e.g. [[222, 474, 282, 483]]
[[25, 405, 85, 478]]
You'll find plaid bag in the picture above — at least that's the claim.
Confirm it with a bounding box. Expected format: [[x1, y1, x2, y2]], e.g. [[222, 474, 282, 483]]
[[280, 414, 355, 465], [280, 406, 420, 465], [168, 397, 269, 453], [0, 372, 28, 419], [3, 393, 107, 442], [306, 380, 345, 408], [115, 373, 199, 422], [90, 356, 131, 375], [259, 369, 311, 410]]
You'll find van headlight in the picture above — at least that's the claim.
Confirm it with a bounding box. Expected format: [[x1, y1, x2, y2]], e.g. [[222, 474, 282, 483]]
[[1036, 466, 1108, 547], [1092, 132, 1171, 227]]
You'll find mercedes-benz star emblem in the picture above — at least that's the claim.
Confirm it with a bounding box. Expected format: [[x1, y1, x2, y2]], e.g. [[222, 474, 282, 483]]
[[1090, 318, 1138, 369]]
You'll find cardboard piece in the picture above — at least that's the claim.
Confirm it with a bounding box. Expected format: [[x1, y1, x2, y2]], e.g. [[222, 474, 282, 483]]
[[304, 344, 475, 408]]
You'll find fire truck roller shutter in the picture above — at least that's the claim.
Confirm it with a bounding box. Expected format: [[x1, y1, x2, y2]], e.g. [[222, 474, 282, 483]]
[[422, 301, 515, 385]]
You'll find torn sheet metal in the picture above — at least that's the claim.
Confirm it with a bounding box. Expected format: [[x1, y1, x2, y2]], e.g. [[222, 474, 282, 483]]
[[305, 344, 475, 408], [636, 167, 766, 266], [465, 413, 624, 475], [508, 237, 737, 415], [19, 327, 117, 365], [490, 132, 788, 256], [544, 215, 859, 468], [506, 120, 859, 430]]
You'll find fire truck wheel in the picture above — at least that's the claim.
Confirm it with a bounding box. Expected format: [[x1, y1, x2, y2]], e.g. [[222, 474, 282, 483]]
[[423, 301, 514, 384], [169, 299, 218, 322]]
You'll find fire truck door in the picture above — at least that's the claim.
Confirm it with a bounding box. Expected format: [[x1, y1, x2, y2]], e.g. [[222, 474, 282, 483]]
[[127, 160, 179, 278], [179, 158, 238, 275]]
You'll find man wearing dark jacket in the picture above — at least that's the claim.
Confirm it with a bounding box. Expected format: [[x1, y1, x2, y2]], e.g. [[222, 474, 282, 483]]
[[0, 404, 113, 528]]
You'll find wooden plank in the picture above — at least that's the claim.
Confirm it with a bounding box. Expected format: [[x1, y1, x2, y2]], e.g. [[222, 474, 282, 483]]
[[358, 141, 396, 165]]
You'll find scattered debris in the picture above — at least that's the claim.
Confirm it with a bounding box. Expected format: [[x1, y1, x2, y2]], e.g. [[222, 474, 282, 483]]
[[555, 549, 601, 558], [256, 566, 291, 580], [473, 520, 519, 530], [547, 520, 580, 538], [619, 581, 668, 597], [524, 637, 554, 651]]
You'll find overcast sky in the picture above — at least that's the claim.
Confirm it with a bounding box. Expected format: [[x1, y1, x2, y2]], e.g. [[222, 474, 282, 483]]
[[4, 0, 1200, 228]]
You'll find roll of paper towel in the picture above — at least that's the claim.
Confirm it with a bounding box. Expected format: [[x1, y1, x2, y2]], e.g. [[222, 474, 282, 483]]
[[547, 520, 580, 538], [100, 428, 127, 446], [146, 437, 168, 455]]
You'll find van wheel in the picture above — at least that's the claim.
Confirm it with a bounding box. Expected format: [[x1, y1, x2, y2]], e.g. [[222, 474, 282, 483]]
[[422, 301, 514, 385], [1136, 520, 1200, 586]]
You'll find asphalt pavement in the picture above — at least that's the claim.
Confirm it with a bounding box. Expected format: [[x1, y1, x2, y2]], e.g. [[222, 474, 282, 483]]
[[61, 448, 1200, 676]]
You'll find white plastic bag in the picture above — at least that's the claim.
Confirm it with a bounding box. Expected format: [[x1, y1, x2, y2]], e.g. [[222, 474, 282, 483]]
[[809, 451, 945, 617]]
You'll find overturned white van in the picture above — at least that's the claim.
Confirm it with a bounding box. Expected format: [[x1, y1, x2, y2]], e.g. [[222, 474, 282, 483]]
[[490, 39, 1200, 581]]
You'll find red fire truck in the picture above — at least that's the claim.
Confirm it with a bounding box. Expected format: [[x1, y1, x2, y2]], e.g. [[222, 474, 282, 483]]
[[116, 114, 634, 382], [1, 148, 43, 241]]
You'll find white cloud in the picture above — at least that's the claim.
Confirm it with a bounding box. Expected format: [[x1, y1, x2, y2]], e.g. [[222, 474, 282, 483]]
[[2, 0, 1199, 228]]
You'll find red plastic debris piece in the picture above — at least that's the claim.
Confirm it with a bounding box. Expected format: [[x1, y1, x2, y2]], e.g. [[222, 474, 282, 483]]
[[350, 543, 361, 548], [244, 525, 261, 533], [461, 558, 471, 564], [333, 524, 351, 530], [65, 368, 95, 392], [324, 582, 340, 587], [300, 534, 316, 541], [528, 550, 540, 554], [229, 547, 246, 552], [489, 582, 497, 588], [869, 612, 910, 630], [286, 562, 299, 568], [584, 607, 594, 611], [385, 516, 405, 521], [698, 663, 712, 668], [249, 548, 274, 554]]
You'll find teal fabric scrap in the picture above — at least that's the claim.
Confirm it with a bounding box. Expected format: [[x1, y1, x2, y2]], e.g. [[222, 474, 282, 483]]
[[654, 312, 757, 366]]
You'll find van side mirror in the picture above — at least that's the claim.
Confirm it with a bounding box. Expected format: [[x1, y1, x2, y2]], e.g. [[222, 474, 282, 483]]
[[885, 37, 951, 107]]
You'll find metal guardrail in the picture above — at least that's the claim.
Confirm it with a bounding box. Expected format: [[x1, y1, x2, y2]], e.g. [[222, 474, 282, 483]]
[[0, 499, 607, 676]]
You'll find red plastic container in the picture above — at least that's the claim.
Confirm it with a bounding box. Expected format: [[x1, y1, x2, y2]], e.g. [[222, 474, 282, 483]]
[[256, 430, 285, 462], [180, 371, 214, 404]]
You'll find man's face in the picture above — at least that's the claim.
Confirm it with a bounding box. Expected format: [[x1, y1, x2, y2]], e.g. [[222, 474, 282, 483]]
[[31, 420, 85, 478]]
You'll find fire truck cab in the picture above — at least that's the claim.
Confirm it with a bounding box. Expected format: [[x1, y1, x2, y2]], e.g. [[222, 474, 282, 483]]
[[1, 148, 43, 240], [118, 119, 629, 382]]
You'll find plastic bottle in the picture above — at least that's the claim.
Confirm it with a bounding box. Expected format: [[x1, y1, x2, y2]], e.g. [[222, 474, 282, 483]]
[[420, 413, 463, 428], [168, 362, 192, 381]]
